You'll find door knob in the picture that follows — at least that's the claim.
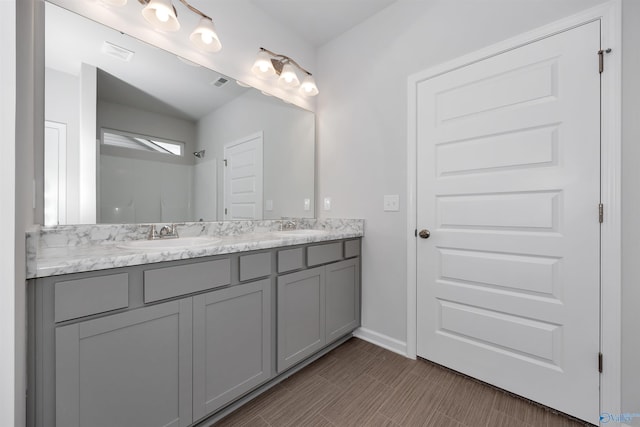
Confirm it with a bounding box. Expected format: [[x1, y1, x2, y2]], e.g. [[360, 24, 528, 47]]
[[419, 229, 430, 239]]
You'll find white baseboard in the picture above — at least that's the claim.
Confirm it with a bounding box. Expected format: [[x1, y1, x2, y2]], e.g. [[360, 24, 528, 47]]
[[353, 327, 410, 358]]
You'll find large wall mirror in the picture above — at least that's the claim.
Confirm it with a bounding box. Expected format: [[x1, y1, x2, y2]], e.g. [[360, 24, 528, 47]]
[[43, 1, 315, 225]]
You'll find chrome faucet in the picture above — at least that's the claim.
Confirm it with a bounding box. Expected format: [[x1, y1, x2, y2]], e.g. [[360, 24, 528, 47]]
[[281, 219, 297, 231], [159, 224, 179, 239], [148, 224, 179, 240]]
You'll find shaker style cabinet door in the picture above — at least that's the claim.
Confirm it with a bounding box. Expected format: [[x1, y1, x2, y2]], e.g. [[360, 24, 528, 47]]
[[325, 258, 360, 344], [277, 267, 326, 372], [192, 279, 272, 422], [55, 299, 193, 427]]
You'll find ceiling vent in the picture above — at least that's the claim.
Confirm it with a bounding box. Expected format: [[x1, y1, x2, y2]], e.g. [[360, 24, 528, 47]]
[[101, 41, 134, 62], [211, 77, 229, 87]]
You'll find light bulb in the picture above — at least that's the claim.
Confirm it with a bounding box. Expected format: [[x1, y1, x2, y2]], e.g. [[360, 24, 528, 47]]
[[299, 74, 319, 96], [278, 62, 300, 88], [155, 8, 169, 22], [252, 50, 276, 78], [201, 32, 213, 45], [141, 0, 180, 32], [189, 17, 222, 53]]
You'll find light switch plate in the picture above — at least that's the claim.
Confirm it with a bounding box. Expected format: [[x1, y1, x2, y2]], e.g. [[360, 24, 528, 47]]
[[265, 200, 273, 211], [384, 195, 400, 212], [304, 198, 311, 211], [323, 197, 331, 211]]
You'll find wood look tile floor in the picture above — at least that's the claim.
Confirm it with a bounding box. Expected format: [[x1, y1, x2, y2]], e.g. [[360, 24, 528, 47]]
[[216, 338, 593, 427]]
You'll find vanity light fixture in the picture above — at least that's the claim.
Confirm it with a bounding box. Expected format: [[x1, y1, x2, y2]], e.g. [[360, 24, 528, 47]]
[[131, 0, 222, 52], [251, 47, 319, 97]]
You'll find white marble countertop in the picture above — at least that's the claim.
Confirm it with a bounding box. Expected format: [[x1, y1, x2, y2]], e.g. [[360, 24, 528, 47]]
[[27, 219, 364, 279]]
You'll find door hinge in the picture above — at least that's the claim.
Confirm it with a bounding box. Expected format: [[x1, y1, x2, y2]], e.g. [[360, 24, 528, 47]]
[[598, 352, 603, 373], [224, 208, 228, 215], [598, 48, 612, 74], [224, 159, 228, 166], [415, 229, 417, 237], [599, 203, 604, 223]]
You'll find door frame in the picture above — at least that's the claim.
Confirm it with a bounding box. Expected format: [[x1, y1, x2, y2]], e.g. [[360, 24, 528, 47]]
[[406, 0, 621, 420], [44, 120, 68, 225]]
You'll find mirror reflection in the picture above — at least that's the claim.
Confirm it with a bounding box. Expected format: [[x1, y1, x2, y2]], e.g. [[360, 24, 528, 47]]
[[44, 2, 315, 225]]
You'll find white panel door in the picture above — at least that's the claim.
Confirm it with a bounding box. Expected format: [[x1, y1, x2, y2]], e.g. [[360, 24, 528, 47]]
[[416, 22, 600, 423], [223, 132, 263, 220], [44, 120, 67, 226]]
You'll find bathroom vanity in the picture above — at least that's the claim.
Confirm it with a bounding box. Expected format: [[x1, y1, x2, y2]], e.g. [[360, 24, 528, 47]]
[[28, 1, 361, 424], [27, 220, 363, 427]]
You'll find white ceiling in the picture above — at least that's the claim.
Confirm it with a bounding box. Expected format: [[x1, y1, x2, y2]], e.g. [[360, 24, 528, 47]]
[[249, 0, 398, 47]]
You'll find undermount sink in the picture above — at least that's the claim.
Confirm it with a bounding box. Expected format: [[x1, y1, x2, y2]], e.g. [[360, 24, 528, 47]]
[[271, 230, 328, 237], [118, 236, 221, 250]]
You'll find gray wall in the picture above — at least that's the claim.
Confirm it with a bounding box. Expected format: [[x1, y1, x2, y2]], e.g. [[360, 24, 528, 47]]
[[621, 0, 640, 422], [196, 90, 315, 221], [100, 155, 194, 223], [97, 100, 197, 223]]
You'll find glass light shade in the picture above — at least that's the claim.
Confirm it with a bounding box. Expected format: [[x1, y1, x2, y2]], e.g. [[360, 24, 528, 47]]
[[252, 50, 276, 78], [189, 17, 222, 53], [142, 0, 180, 32], [278, 62, 300, 88], [299, 75, 319, 96]]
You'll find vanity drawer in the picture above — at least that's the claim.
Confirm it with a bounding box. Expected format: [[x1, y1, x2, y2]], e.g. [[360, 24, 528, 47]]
[[240, 252, 272, 281], [307, 242, 343, 267], [278, 248, 304, 273], [344, 240, 360, 259], [144, 258, 230, 303], [54, 273, 129, 322]]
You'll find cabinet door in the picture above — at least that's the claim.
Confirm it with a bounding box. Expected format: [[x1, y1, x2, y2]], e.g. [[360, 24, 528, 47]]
[[277, 267, 325, 372], [192, 279, 271, 421], [55, 299, 193, 427], [325, 258, 361, 343]]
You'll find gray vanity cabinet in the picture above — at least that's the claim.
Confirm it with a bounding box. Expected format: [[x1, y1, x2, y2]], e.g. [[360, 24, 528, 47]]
[[192, 279, 271, 422], [30, 238, 361, 427], [55, 298, 193, 427], [325, 258, 361, 344], [277, 252, 361, 373], [277, 267, 326, 372]]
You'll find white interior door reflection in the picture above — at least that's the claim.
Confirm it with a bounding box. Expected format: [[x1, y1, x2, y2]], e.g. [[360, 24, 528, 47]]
[[223, 132, 264, 220]]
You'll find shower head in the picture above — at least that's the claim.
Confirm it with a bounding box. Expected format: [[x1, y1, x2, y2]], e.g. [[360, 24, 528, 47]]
[[193, 150, 205, 159]]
